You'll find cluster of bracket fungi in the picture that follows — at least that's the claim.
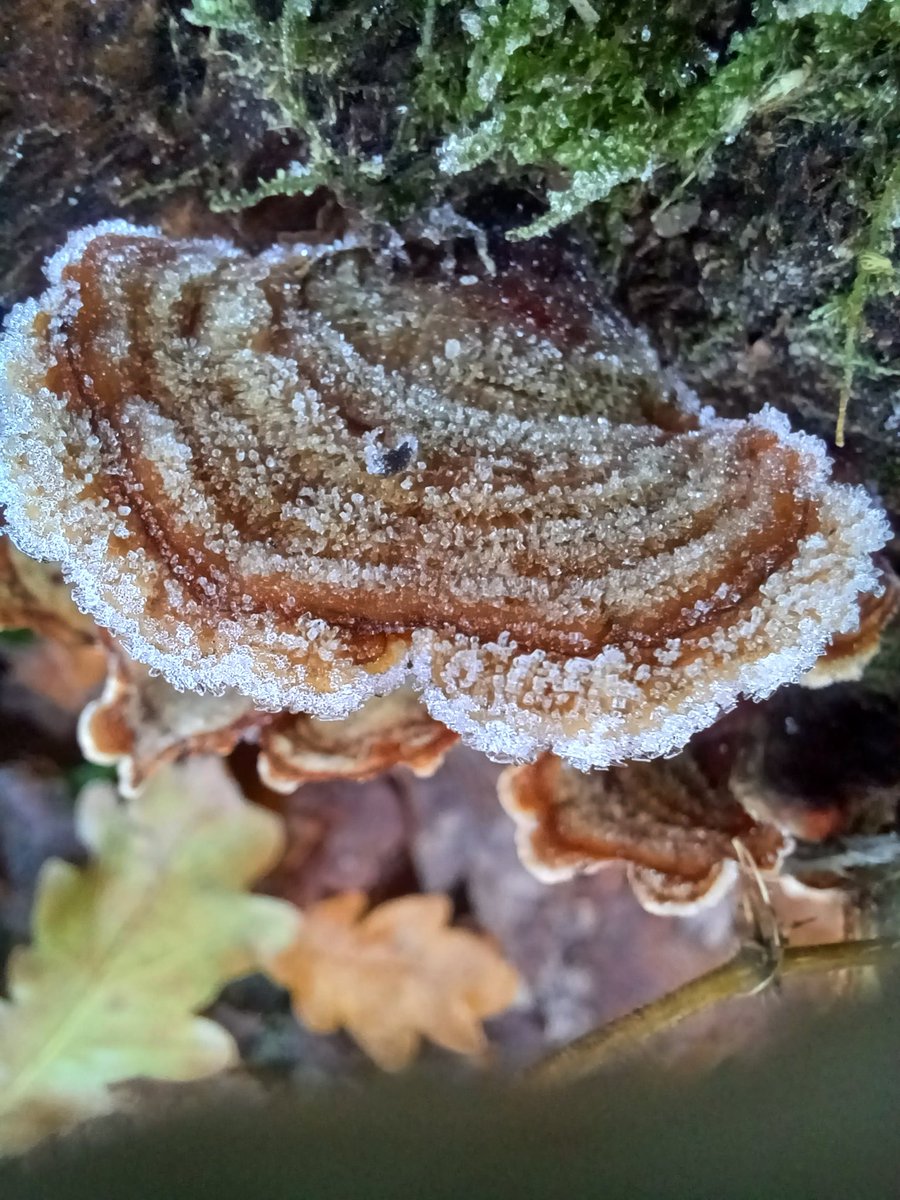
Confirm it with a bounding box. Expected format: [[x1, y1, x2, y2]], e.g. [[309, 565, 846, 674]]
[[0, 220, 895, 913]]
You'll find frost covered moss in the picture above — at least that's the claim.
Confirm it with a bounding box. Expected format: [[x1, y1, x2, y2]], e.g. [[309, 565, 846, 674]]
[[438, 7, 810, 237], [187, 0, 900, 240], [808, 158, 900, 444], [186, 0, 469, 214], [182, 1, 900, 441]]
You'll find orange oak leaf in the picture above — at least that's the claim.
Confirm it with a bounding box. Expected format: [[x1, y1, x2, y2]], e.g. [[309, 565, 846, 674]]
[[499, 752, 790, 914], [269, 891, 520, 1070], [257, 689, 459, 792]]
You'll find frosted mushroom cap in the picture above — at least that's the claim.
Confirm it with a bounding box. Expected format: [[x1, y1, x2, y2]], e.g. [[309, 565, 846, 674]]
[[498, 751, 791, 914], [258, 689, 459, 793], [0, 223, 890, 771], [78, 635, 263, 799], [800, 556, 900, 688]]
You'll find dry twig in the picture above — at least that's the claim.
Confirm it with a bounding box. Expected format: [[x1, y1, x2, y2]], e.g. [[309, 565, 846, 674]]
[[525, 937, 900, 1087]]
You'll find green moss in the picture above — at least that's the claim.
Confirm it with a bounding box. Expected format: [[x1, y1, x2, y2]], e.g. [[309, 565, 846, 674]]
[[182, 1, 900, 434], [0, 628, 35, 647], [189, 0, 468, 214], [66, 761, 118, 797], [186, 0, 900, 243], [439, 10, 810, 237], [808, 159, 900, 443]]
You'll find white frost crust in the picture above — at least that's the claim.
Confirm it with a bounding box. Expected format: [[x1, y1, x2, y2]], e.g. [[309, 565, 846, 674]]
[[625, 861, 740, 917], [0, 223, 408, 720], [413, 410, 889, 771], [0, 222, 891, 769]]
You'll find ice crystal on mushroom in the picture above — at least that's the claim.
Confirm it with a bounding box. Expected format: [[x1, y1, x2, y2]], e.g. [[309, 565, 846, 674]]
[[80, 637, 457, 796], [801, 556, 900, 688], [79, 638, 265, 798], [0, 223, 889, 772]]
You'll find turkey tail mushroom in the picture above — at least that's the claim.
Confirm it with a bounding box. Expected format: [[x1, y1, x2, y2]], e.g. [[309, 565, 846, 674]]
[[498, 752, 790, 914], [0, 223, 889, 771]]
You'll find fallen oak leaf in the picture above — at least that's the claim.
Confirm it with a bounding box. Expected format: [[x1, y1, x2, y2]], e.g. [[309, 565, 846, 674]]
[[0, 757, 298, 1155], [269, 892, 520, 1071]]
